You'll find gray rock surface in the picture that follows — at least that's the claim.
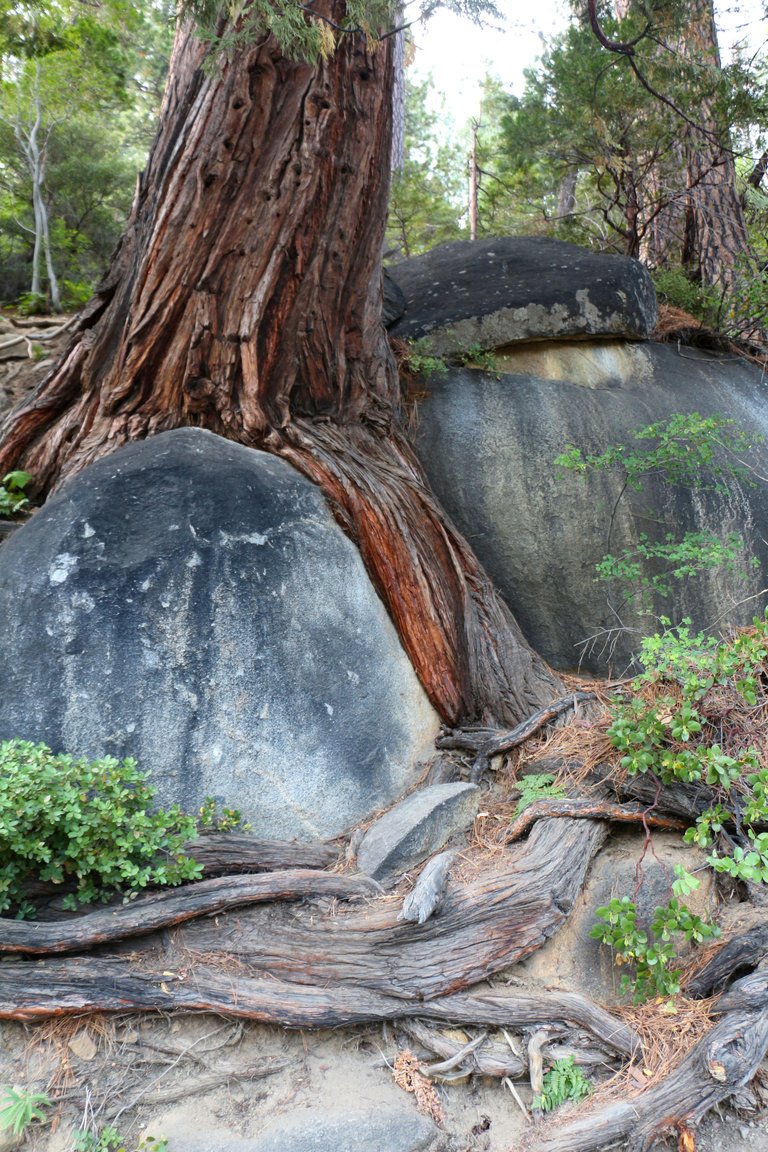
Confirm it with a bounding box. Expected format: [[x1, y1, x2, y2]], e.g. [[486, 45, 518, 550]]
[[388, 237, 657, 352], [0, 428, 440, 839], [166, 1109, 441, 1152], [383, 268, 407, 328], [357, 783, 479, 881], [414, 340, 768, 675]]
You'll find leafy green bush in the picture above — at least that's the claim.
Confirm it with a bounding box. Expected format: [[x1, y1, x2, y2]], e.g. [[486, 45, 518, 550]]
[[651, 268, 721, 326], [60, 278, 93, 311], [593, 612, 768, 999], [198, 795, 251, 832], [535, 1056, 591, 1112], [591, 885, 719, 1002], [0, 470, 32, 518], [0, 740, 202, 918], [15, 291, 48, 316], [400, 338, 449, 379]]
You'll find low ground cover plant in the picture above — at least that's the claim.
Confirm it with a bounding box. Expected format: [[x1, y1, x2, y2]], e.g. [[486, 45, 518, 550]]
[[535, 1056, 592, 1112]]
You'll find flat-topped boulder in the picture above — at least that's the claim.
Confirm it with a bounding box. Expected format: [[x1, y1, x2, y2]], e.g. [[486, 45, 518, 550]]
[[388, 236, 657, 353], [0, 429, 440, 840]]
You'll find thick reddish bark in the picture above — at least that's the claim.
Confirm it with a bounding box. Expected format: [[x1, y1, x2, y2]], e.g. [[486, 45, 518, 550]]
[[0, 6, 559, 725]]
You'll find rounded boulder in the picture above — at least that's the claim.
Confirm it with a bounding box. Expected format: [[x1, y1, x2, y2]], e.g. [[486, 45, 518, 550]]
[[0, 429, 440, 840]]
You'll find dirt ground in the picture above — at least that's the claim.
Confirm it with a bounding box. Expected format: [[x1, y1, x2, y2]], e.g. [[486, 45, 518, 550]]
[[0, 1013, 530, 1151], [0, 1008, 766, 1152]]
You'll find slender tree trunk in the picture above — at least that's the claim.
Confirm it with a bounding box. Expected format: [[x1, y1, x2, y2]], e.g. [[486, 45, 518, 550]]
[[638, 143, 686, 269], [0, 8, 559, 726], [469, 119, 479, 240], [20, 64, 61, 311], [555, 170, 577, 220]]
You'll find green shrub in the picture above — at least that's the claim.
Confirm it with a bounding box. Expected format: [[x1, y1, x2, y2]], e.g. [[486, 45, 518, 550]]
[[198, 795, 251, 832], [15, 291, 48, 317], [651, 268, 721, 325], [0, 740, 202, 918], [593, 612, 768, 999], [60, 279, 93, 311], [591, 887, 719, 1002], [400, 338, 449, 379], [0, 470, 32, 519]]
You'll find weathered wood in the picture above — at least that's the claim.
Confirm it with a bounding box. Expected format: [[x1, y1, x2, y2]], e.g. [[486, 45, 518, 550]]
[[505, 799, 686, 844], [398, 851, 454, 925], [528, 971, 768, 1152], [0, 871, 380, 956], [617, 772, 710, 823], [0, 818, 605, 1000], [163, 818, 607, 999], [437, 692, 597, 777], [687, 925, 768, 998], [400, 1018, 526, 1079], [0, 959, 638, 1055], [185, 833, 338, 876]]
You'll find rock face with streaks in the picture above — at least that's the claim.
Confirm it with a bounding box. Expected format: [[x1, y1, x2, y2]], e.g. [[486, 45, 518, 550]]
[[0, 429, 440, 839], [412, 340, 768, 674]]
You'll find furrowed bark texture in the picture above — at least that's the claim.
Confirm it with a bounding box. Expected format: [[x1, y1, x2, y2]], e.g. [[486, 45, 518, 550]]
[[0, 818, 606, 996], [0, 961, 636, 1055], [681, 0, 751, 290], [0, 9, 559, 726]]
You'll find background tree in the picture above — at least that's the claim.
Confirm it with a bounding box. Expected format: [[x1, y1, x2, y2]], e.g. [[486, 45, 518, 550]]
[[497, 0, 765, 296], [385, 72, 466, 256], [0, 0, 173, 309]]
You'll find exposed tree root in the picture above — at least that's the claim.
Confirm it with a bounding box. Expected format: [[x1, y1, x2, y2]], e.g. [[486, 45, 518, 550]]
[[1, 810, 763, 1150], [185, 833, 338, 875], [505, 799, 686, 844], [0, 818, 606, 997], [0, 959, 638, 1056], [0, 870, 380, 956], [687, 923, 768, 998], [436, 691, 597, 779], [527, 971, 768, 1152]]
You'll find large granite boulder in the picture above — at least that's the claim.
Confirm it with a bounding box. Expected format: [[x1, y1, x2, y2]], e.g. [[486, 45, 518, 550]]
[[388, 237, 657, 353], [414, 340, 768, 674], [0, 429, 440, 839]]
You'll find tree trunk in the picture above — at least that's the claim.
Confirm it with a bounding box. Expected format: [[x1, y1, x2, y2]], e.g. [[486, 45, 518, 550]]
[[555, 170, 577, 220], [19, 63, 62, 312], [0, 8, 559, 726], [680, 0, 751, 290]]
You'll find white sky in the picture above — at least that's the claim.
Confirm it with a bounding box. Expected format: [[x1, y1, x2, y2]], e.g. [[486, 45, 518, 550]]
[[410, 0, 768, 125]]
